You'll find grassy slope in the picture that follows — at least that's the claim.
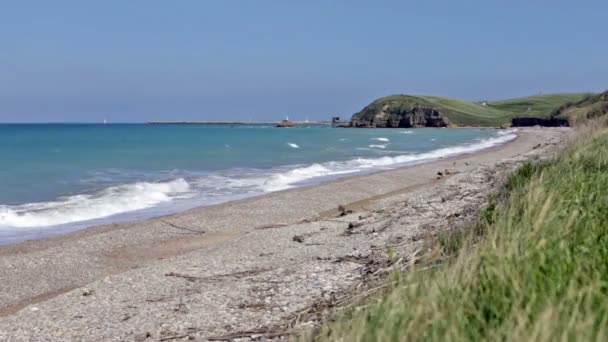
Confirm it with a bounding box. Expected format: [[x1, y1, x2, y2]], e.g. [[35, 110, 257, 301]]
[[352, 93, 590, 126], [313, 123, 608, 341], [552, 91, 608, 124], [487, 93, 590, 117]]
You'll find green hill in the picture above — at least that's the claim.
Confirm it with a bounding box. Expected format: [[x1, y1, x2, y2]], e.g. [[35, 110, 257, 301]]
[[551, 91, 608, 124], [351, 93, 591, 127]]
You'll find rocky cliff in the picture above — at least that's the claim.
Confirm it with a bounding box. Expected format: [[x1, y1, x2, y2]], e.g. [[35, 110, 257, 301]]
[[511, 117, 569, 127], [350, 99, 451, 128], [349, 93, 591, 127]]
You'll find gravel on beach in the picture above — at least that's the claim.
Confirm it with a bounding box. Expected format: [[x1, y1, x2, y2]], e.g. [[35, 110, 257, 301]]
[[0, 128, 572, 341]]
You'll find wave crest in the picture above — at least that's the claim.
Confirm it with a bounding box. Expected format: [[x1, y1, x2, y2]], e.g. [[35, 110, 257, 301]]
[[0, 179, 191, 228], [0, 131, 516, 230]]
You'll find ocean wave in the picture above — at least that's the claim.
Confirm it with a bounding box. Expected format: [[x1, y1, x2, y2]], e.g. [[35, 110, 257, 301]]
[[369, 144, 387, 149], [371, 137, 390, 142], [0, 131, 516, 230], [287, 143, 300, 148], [0, 179, 191, 228], [351, 131, 516, 168], [498, 128, 516, 136], [257, 130, 516, 191], [259, 164, 357, 192], [399, 130, 414, 134]]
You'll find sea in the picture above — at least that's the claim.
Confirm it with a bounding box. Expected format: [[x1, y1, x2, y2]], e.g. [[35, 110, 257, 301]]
[[0, 124, 516, 244]]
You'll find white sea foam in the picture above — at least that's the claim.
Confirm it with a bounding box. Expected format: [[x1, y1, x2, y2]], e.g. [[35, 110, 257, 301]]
[[260, 164, 356, 192], [498, 128, 516, 136], [351, 131, 516, 168], [0, 131, 517, 230], [371, 137, 390, 142], [287, 143, 300, 148], [399, 130, 414, 134], [256, 131, 516, 192], [369, 144, 387, 149], [0, 179, 191, 228]]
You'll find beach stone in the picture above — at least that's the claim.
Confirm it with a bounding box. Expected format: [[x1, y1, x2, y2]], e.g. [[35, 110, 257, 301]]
[[0, 127, 572, 341]]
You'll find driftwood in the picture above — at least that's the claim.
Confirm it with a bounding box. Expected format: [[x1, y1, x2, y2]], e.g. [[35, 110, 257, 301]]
[[207, 329, 292, 341], [254, 223, 289, 230], [165, 269, 268, 283], [255, 218, 313, 230], [337, 204, 353, 217], [159, 334, 190, 341], [160, 219, 205, 234]]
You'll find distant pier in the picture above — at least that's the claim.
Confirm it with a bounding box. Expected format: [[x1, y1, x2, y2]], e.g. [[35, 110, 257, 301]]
[[148, 121, 271, 125], [147, 121, 331, 125]]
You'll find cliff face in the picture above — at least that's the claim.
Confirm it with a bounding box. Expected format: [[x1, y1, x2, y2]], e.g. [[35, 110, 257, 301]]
[[511, 117, 570, 127], [348, 93, 592, 127], [350, 103, 451, 128]]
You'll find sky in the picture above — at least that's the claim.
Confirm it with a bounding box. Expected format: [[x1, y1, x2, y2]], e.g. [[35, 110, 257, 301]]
[[0, 0, 606, 123]]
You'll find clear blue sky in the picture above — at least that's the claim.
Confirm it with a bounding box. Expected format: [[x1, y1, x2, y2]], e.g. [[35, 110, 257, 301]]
[[1, 0, 606, 122]]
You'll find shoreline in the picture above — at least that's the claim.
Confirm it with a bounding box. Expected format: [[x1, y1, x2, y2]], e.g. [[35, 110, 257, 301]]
[[0, 127, 572, 340], [0, 128, 516, 246]]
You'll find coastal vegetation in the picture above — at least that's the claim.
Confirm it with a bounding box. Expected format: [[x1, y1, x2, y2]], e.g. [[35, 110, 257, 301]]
[[350, 93, 591, 127], [311, 109, 608, 340], [552, 91, 608, 124]]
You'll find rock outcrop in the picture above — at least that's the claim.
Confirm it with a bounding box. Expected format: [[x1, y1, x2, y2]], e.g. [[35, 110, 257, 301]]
[[350, 104, 451, 128], [511, 117, 569, 127]]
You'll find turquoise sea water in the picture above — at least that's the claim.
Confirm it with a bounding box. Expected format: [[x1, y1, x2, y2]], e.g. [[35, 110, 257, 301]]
[[0, 124, 515, 244]]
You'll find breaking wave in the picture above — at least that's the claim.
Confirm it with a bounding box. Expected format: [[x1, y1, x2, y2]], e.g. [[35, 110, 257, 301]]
[[0, 131, 516, 230], [260, 164, 357, 192], [0, 179, 192, 228]]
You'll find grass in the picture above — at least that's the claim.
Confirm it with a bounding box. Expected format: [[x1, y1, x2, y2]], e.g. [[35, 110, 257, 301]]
[[552, 91, 608, 125], [309, 121, 608, 341], [352, 93, 591, 126], [487, 93, 590, 117]]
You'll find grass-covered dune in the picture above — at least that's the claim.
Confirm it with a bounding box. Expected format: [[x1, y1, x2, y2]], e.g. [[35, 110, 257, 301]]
[[351, 93, 591, 127], [312, 120, 608, 341]]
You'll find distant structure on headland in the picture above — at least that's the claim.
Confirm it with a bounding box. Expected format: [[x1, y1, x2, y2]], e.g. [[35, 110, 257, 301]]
[[331, 116, 350, 127], [276, 116, 295, 128], [148, 117, 331, 126]]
